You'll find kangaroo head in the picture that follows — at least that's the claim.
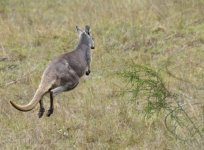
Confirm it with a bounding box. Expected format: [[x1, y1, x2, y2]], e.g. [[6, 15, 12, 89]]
[[76, 25, 95, 49]]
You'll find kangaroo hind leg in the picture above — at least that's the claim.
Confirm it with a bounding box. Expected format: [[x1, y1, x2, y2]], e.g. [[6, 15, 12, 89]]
[[38, 100, 45, 118], [37, 79, 55, 118], [46, 81, 79, 117], [47, 91, 54, 117]]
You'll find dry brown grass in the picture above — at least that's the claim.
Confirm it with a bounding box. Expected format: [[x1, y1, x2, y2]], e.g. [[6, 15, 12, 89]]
[[0, 0, 204, 149]]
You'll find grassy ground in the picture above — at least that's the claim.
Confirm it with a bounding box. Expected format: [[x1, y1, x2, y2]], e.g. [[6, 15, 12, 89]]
[[0, 0, 204, 149]]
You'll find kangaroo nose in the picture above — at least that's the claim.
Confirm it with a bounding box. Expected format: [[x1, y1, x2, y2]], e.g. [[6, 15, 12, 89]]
[[91, 46, 95, 49]]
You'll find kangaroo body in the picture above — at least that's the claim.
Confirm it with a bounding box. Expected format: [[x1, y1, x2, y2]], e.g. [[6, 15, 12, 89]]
[[10, 25, 94, 117]]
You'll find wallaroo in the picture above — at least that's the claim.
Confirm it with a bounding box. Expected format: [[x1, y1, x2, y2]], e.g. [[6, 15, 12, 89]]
[[10, 25, 95, 118]]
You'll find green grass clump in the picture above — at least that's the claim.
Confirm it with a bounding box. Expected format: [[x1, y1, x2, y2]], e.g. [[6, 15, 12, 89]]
[[121, 64, 203, 145], [122, 64, 170, 115]]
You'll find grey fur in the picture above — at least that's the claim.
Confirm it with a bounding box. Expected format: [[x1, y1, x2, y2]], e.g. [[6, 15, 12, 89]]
[[10, 25, 95, 117]]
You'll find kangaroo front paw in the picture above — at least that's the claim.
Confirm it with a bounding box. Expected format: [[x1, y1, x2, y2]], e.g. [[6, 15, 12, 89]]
[[38, 108, 45, 118], [86, 70, 91, 75], [46, 109, 54, 117]]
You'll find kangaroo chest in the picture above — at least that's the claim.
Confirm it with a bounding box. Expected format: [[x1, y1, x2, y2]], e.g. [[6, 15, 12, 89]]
[[67, 50, 91, 77]]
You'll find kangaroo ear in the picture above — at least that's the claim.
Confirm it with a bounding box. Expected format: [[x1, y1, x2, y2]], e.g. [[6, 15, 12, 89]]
[[85, 25, 91, 35], [76, 26, 83, 36]]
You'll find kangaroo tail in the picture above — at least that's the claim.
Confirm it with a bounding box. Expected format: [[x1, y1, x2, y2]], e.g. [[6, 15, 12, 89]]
[[10, 84, 51, 112]]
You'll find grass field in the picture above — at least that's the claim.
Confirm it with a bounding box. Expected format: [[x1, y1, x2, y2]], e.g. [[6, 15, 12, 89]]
[[0, 0, 204, 149]]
